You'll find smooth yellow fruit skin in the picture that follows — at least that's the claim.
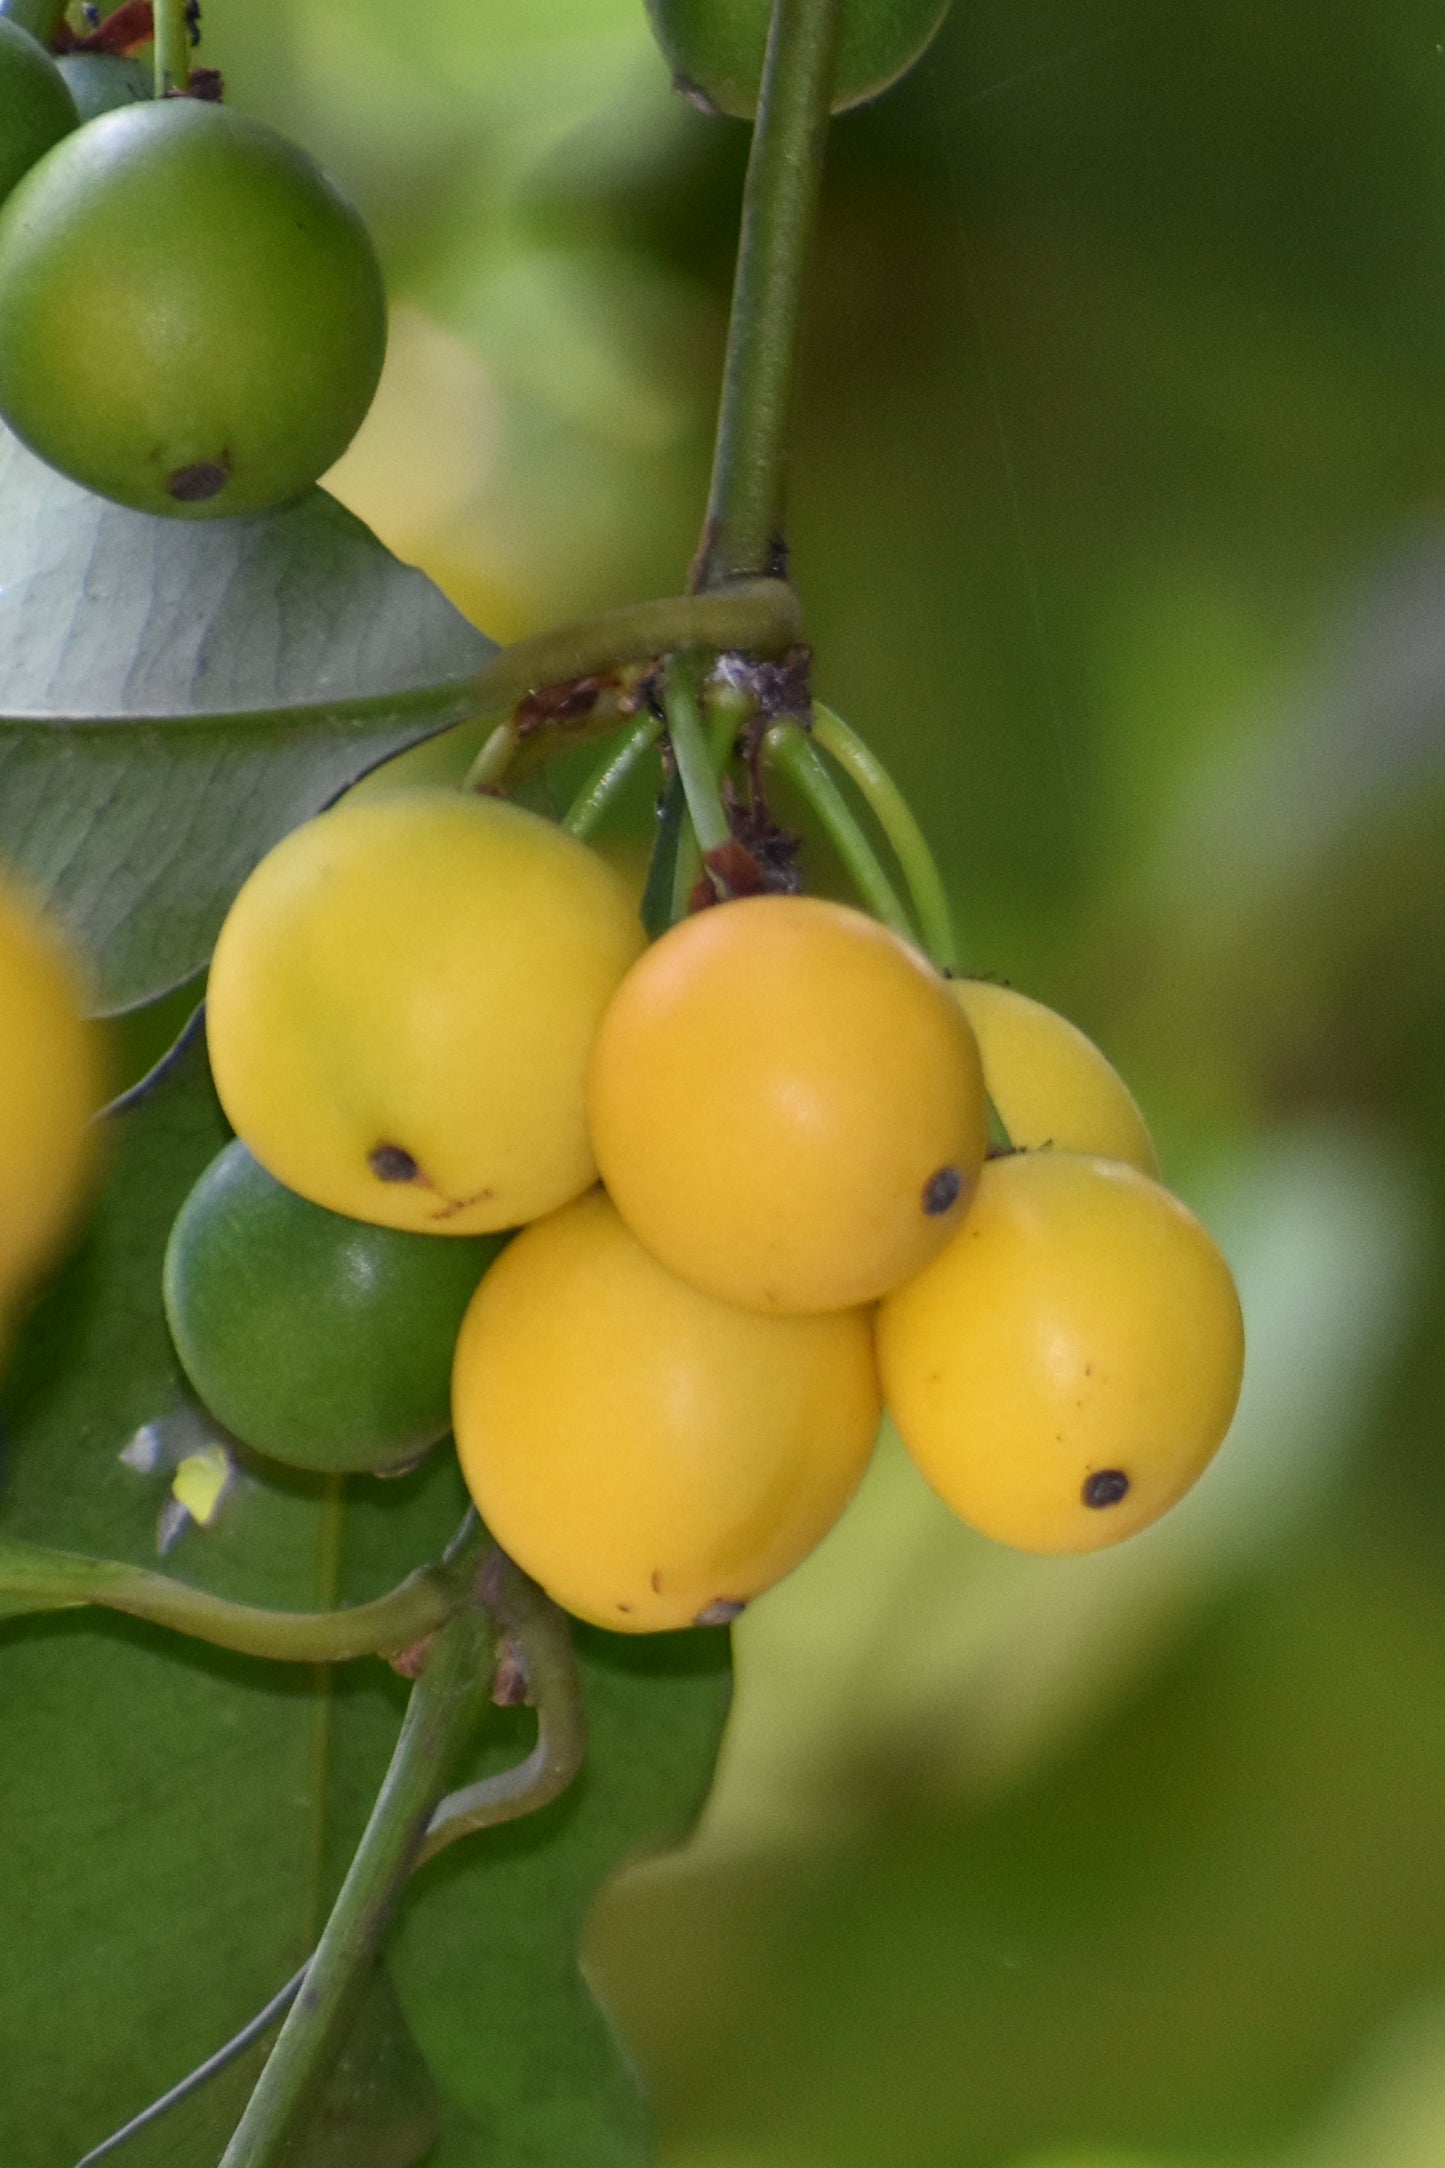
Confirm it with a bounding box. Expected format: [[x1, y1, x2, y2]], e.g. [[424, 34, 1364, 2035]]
[[877, 1152, 1244, 1553], [0, 870, 103, 1296], [451, 1189, 881, 1632], [206, 790, 645, 1235], [588, 894, 989, 1314], [951, 979, 1158, 1176]]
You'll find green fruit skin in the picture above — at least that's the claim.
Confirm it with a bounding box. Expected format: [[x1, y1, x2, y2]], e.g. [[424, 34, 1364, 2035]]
[[163, 1140, 506, 1475], [0, 98, 387, 518], [644, 0, 952, 117], [0, 18, 76, 207], [0, 0, 67, 47], [56, 53, 151, 123]]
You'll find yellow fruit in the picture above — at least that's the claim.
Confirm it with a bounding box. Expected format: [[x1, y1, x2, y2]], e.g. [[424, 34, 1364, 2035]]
[[587, 894, 988, 1314], [451, 1189, 881, 1632], [0, 869, 103, 1297], [951, 978, 1158, 1175], [877, 1152, 1244, 1553], [206, 790, 645, 1235]]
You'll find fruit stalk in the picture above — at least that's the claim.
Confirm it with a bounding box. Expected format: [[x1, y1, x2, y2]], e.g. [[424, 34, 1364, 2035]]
[[217, 1585, 499, 2168], [152, 0, 190, 97], [762, 719, 918, 940], [810, 702, 962, 971], [692, 0, 845, 589], [0, 1529, 463, 1660]]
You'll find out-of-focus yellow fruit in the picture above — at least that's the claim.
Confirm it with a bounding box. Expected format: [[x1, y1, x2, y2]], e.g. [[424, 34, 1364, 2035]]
[[877, 1151, 1244, 1553], [451, 1189, 881, 1632], [0, 869, 103, 1297], [951, 978, 1158, 1175], [206, 790, 645, 1235], [587, 894, 988, 1314]]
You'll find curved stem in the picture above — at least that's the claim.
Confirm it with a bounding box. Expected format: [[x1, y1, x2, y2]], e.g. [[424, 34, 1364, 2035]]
[[71, 1557, 585, 2168], [0, 1531, 463, 1663], [153, 0, 190, 95], [762, 723, 918, 942], [478, 583, 799, 725], [218, 1594, 498, 2168], [810, 704, 961, 971], [461, 583, 798, 794], [562, 713, 663, 840], [693, 0, 844, 588], [418, 1555, 585, 1864]]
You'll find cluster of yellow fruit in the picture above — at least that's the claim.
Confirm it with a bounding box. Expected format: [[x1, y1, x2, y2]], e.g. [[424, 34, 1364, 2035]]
[[204, 783, 1245, 1635], [0, 869, 104, 1345]]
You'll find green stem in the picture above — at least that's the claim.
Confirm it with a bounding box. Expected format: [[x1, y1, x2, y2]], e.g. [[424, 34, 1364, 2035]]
[[461, 583, 798, 793], [218, 1593, 498, 2168], [666, 654, 731, 865], [561, 713, 663, 840], [640, 770, 687, 941], [487, 581, 796, 736], [153, 0, 191, 95], [763, 722, 918, 941], [73, 1559, 585, 2168], [0, 1531, 462, 1662], [810, 704, 961, 972], [693, 0, 844, 589], [670, 680, 745, 916], [418, 1555, 585, 1864]]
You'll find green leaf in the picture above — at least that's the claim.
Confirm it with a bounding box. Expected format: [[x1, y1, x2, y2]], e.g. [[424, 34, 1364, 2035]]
[[0, 425, 495, 1013], [0, 1035, 730, 2165]]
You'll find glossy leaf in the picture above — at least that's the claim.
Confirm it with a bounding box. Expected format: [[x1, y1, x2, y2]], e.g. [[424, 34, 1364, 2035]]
[[0, 425, 495, 1013], [0, 1036, 731, 2165]]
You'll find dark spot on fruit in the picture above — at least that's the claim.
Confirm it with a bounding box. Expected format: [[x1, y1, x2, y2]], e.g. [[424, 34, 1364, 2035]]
[[370, 1143, 419, 1184], [922, 1165, 961, 1216], [166, 458, 230, 502], [651, 1570, 663, 1593], [1083, 1469, 1130, 1509], [695, 1599, 745, 1626], [618, 1603, 633, 1614]]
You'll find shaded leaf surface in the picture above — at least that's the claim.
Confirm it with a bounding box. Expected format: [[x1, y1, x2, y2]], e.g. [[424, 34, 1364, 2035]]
[[0, 426, 496, 1012], [0, 1039, 731, 2165]]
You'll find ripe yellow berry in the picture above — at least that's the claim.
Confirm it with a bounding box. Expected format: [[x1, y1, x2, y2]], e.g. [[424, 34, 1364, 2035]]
[[951, 978, 1158, 1175], [451, 1189, 881, 1632], [206, 790, 645, 1235], [0, 869, 103, 1299], [877, 1151, 1244, 1552], [587, 894, 988, 1314]]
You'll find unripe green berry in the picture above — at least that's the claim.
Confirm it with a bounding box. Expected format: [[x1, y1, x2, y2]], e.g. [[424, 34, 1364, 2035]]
[[164, 1141, 505, 1475]]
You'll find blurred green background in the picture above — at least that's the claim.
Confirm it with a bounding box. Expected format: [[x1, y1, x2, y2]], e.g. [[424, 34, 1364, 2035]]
[[204, 1, 1445, 2160]]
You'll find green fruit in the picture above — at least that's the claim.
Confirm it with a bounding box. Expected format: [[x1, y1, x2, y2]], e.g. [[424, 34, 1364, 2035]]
[[56, 53, 151, 122], [0, 17, 76, 207], [163, 1140, 505, 1474], [0, 1, 67, 46], [644, 0, 951, 117], [0, 98, 387, 517]]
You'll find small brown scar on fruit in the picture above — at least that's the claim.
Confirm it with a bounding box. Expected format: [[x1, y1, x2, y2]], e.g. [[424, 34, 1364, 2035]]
[[429, 1187, 496, 1222], [922, 1165, 962, 1216], [1082, 1469, 1130, 1509], [695, 1599, 746, 1626], [166, 456, 231, 503], [370, 1143, 420, 1184], [651, 1571, 663, 1594]]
